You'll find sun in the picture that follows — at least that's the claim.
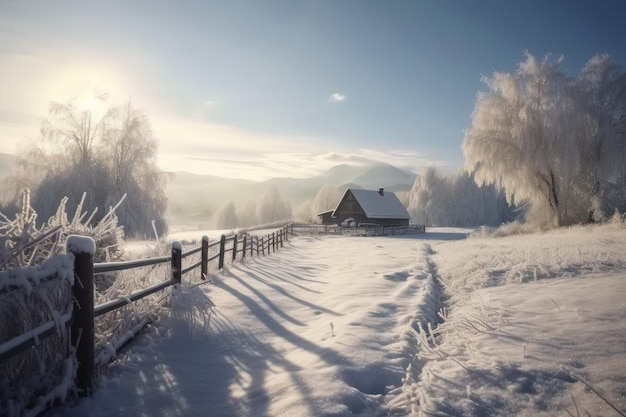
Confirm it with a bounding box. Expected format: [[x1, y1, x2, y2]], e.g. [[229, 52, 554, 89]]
[[73, 86, 109, 121]]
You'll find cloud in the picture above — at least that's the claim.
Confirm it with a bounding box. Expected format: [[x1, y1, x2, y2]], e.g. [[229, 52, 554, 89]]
[[327, 93, 346, 103], [157, 137, 448, 181]]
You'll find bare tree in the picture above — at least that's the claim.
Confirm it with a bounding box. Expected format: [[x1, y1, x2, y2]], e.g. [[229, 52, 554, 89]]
[[100, 101, 169, 238], [41, 91, 115, 168], [1, 94, 169, 238]]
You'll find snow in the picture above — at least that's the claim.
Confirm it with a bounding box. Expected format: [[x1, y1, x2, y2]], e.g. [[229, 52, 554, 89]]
[[48, 224, 626, 417], [340, 189, 410, 219], [66, 235, 96, 256], [0, 253, 74, 292]]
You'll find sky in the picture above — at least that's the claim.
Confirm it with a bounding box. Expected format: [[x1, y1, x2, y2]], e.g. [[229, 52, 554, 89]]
[[1, 1, 625, 181]]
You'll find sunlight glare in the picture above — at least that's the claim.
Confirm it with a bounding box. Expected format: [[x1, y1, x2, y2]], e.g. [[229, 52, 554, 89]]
[[74, 87, 109, 121]]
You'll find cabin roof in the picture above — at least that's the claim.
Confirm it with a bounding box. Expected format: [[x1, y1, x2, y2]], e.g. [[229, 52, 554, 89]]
[[334, 188, 410, 219]]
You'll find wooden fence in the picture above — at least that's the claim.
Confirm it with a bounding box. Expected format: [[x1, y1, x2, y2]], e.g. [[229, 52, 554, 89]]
[[0, 226, 290, 405], [290, 223, 426, 236]]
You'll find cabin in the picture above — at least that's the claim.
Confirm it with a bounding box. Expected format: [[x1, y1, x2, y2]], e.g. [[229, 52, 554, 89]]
[[317, 210, 335, 225], [319, 188, 410, 227]]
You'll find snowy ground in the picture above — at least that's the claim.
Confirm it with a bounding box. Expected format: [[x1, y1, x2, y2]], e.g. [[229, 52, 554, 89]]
[[50, 224, 626, 417]]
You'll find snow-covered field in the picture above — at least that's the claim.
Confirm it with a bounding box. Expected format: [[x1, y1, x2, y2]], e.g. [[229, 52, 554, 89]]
[[50, 223, 626, 417]]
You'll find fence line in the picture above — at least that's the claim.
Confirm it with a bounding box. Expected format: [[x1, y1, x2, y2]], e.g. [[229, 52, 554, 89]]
[[290, 223, 426, 236], [1, 221, 423, 411], [0, 226, 290, 403]]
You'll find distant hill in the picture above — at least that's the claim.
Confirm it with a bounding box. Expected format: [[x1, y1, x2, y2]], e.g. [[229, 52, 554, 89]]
[[350, 163, 415, 189], [165, 161, 417, 228]]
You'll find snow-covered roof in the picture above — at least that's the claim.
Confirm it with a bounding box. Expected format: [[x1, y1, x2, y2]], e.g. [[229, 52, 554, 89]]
[[335, 188, 410, 219]]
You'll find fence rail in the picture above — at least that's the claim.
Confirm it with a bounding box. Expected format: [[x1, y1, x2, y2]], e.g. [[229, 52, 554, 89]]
[[0, 226, 290, 402]]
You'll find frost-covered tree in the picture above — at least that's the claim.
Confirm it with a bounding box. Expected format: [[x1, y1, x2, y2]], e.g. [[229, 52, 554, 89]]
[[408, 166, 512, 227], [40, 90, 115, 169], [408, 166, 444, 225], [99, 101, 169, 237], [0, 94, 169, 238], [574, 54, 626, 217], [294, 199, 315, 223], [312, 184, 342, 214], [212, 201, 239, 230], [257, 185, 292, 224], [463, 53, 626, 227], [238, 201, 259, 227]]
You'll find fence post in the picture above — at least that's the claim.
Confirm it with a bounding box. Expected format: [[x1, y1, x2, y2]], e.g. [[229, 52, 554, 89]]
[[261, 237, 265, 256], [280, 229, 284, 248], [201, 236, 209, 280], [232, 235, 238, 262], [67, 235, 96, 395], [172, 242, 182, 285], [250, 235, 254, 257], [242, 235, 247, 259], [218, 235, 226, 269], [271, 232, 275, 252]]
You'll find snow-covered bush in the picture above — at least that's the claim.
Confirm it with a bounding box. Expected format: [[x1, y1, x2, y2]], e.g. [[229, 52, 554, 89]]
[[0, 189, 124, 416], [0, 189, 123, 270]]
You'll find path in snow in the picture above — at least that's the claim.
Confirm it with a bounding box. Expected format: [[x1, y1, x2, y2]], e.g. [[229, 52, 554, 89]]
[[56, 231, 468, 417]]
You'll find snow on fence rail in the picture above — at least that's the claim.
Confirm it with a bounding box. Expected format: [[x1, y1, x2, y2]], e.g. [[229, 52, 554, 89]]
[[0, 226, 290, 413]]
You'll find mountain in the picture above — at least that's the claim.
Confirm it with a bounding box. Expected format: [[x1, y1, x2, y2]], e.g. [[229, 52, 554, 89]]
[[350, 163, 416, 189]]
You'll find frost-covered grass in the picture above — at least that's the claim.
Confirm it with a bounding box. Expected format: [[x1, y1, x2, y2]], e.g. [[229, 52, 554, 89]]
[[408, 221, 626, 416]]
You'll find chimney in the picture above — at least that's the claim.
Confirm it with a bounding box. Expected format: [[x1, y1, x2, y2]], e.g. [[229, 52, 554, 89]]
[[378, 187, 384, 196]]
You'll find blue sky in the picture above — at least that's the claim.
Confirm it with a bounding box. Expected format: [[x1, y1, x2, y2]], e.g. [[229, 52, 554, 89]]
[[1, 1, 625, 180]]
